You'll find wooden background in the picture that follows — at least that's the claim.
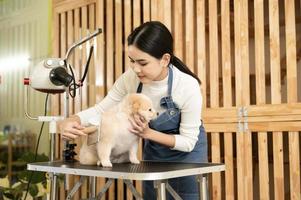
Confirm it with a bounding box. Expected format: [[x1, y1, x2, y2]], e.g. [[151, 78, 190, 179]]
[[51, 0, 301, 199]]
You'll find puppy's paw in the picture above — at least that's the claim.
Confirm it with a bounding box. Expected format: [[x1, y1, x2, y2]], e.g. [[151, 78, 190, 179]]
[[130, 158, 140, 164], [100, 160, 113, 167], [97, 160, 101, 166]]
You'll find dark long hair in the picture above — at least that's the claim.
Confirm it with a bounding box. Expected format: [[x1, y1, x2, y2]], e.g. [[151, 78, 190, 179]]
[[127, 21, 201, 84]]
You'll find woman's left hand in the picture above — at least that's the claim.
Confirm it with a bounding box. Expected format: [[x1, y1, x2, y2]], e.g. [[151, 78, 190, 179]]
[[128, 114, 150, 138]]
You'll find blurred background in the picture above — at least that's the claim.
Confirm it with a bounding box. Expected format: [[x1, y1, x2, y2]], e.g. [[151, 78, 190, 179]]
[[0, 1, 51, 199]]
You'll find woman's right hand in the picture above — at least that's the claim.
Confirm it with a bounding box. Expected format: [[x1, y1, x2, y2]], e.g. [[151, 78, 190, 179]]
[[59, 116, 86, 140]]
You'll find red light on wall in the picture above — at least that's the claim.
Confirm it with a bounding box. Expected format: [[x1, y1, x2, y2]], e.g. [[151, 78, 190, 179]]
[[24, 78, 30, 85]]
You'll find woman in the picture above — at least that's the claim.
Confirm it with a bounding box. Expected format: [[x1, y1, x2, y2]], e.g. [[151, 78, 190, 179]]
[[60, 21, 207, 200]]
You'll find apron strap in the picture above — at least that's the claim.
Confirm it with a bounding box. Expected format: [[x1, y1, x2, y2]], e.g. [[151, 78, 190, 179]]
[[136, 82, 143, 93], [167, 66, 173, 95]]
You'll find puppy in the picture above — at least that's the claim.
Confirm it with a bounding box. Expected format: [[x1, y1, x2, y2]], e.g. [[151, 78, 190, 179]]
[[79, 93, 157, 167]]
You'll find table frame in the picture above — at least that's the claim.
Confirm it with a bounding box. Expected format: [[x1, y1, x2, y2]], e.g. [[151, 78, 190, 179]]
[[28, 161, 225, 200]]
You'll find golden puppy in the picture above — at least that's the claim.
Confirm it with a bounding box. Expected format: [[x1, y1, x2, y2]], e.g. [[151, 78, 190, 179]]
[[79, 93, 157, 167]]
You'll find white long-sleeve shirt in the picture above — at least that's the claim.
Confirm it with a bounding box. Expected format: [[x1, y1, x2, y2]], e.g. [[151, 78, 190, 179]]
[[77, 66, 203, 152]]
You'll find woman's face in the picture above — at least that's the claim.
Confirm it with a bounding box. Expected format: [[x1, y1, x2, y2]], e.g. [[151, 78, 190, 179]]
[[128, 45, 169, 84]]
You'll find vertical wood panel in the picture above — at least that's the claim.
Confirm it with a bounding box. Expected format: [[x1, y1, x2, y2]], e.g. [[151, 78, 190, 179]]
[[209, 0, 219, 107], [185, 0, 195, 72], [157, 0, 171, 31], [163, 0, 171, 31], [234, 0, 244, 199], [60, 12, 67, 65], [151, 0, 158, 21], [269, 1, 281, 104], [269, 1, 284, 199], [74, 8, 81, 113], [51, 12, 60, 118], [173, 0, 184, 60], [241, 1, 252, 199], [67, 10, 74, 115], [81, 6, 88, 110], [285, 0, 300, 199], [257, 132, 269, 199], [209, 0, 221, 199], [59, 12, 69, 122], [221, 0, 232, 108], [196, 0, 206, 108], [88, 4, 96, 107], [285, 0, 297, 103], [133, 0, 141, 29], [221, 0, 234, 199], [157, 0, 164, 22], [142, 0, 150, 22], [123, 0, 132, 70], [254, 0, 270, 199], [95, 0, 105, 103], [115, 0, 123, 79], [106, 0, 114, 92], [254, 0, 266, 105]]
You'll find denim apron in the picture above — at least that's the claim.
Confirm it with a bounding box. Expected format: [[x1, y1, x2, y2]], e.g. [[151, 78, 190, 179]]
[[136, 66, 208, 200]]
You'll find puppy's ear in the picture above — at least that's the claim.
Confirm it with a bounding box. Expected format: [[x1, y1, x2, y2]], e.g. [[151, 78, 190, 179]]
[[132, 101, 141, 114]]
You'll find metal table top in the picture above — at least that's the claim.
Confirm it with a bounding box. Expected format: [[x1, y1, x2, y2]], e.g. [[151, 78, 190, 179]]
[[28, 161, 225, 180]]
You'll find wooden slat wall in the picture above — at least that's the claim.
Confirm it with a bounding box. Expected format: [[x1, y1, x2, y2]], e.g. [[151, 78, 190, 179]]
[[52, 0, 301, 199]]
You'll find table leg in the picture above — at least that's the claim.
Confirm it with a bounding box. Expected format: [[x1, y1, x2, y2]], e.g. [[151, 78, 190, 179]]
[[50, 173, 58, 200], [165, 182, 182, 200], [154, 180, 166, 200], [198, 174, 209, 200], [123, 179, 143, 200], [66, 176, 87, 200], [89, 176, 96, 198], [96, 178, 114, 200]]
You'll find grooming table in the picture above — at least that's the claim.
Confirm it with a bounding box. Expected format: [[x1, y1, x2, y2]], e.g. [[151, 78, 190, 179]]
[[28, 161, 225, 200]]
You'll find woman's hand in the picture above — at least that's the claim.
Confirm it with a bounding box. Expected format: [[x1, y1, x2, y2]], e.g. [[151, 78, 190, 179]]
[[59, 116, 86, 140], [129, 114, 176, 148], [128, 114, 150, 138]]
